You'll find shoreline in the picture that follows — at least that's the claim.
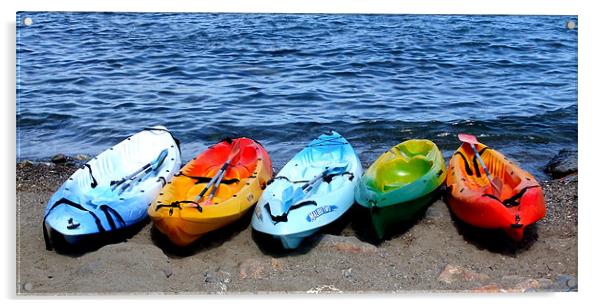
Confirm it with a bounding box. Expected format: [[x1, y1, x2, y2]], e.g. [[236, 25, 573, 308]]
[[16, 160, 577, 294]]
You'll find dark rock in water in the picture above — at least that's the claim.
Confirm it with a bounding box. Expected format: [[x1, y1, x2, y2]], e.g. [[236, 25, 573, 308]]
[[51, 154, 68, 164], [544, 149, 577, 179]]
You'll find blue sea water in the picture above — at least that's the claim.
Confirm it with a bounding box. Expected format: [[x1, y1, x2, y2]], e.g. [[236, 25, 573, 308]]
[[16, 13, 577, 180]]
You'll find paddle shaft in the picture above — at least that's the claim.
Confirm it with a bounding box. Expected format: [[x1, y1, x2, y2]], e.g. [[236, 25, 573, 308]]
[[194, 167, 224, 202], [112, 163, 150, 188], [206, 165, 228, 202], [301, 166, 346, 191], [301, 171, 327, 191], [112, 149, 168, 190], [195, 140, 241, 203], [468, 143, 495, 185]]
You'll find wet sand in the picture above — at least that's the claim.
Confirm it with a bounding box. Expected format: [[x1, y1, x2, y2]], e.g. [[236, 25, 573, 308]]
[[16, 162, 577, 294]]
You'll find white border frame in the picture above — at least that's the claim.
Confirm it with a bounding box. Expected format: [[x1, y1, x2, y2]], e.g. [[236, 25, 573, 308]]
[[3, 0, 599, 307]]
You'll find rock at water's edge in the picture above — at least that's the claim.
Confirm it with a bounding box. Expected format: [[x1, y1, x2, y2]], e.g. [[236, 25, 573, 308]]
[[74, 154, 91, 161], [51, 154, 68, 164], [544, 149, 577, 179], [17, 160, 33, 168]]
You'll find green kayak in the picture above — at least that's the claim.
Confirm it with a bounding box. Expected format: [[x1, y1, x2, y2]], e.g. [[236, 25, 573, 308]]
[[354, 139, 446, 239]]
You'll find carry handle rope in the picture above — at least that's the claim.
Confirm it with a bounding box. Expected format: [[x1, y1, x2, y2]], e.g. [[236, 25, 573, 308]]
[[155, 201, 203, 216], [265, 200, 318, 224], [82, 164, 98, 188]]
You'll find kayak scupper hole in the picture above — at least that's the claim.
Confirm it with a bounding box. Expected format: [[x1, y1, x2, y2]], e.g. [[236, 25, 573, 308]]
[[140, 190, 144, 193]]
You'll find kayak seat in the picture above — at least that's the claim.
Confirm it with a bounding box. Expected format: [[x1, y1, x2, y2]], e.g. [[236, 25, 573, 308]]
[[374, 155, 433, 192]]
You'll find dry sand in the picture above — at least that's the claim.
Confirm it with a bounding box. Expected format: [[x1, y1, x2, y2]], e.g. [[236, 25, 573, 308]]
[[16, 162, 577, 294]]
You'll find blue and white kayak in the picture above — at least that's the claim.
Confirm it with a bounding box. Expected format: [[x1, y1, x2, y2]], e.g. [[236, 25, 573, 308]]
[[43, 126, 182, 250], [251, 131, 362, 249]]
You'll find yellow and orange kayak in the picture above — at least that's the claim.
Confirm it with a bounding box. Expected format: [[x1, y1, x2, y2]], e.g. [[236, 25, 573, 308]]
[[148, 137, 272, 246]]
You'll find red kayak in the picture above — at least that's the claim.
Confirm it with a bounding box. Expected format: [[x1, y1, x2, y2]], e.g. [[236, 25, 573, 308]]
[[445, 141, 546, 241]]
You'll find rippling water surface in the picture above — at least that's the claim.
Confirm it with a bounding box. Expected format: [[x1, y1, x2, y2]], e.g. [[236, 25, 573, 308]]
[[16, 13, 577, 179]]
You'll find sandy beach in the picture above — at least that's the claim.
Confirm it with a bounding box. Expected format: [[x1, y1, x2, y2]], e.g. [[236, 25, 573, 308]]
[[16, 160, 577, 294]]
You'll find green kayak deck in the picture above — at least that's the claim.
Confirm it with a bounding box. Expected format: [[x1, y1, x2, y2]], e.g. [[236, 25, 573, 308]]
[[355, 139, 446, 239]]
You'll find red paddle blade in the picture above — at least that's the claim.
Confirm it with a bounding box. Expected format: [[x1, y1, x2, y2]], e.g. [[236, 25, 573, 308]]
[[458, 133, 478, 144]]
